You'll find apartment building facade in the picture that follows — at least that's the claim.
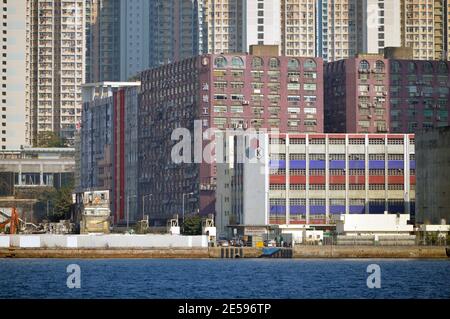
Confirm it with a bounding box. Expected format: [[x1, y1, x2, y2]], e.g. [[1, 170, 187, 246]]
[[29, 0, 86, 146], [324, 55, 450, 133], [401, 0, 450, 61], [324, 55, 390, 133], [0, 0, 29, 149], [389, 59, 450, 132], [139, 47, 324, 225], [85, 0, 120, 82], [149, 0, 206, 67], [216, 133, 416, 235]]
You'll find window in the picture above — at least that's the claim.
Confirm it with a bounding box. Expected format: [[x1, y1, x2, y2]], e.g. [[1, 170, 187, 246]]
[[349, 138, 365, 145], [288, 59, 299, 70], [290, 184, 306, 190], [252, 57, 263, 68], [290, 138, 305, 145], [375, 60, 385, 72], [270, 184, 286, 190], [359, 60, 370, 71], [438, 62, 448, 74], [408, 62, 417, 73], [329, 138, 345, 145], [330, 184, 345, 190], [370, 184, 385, 190], [390, 61, 401, 73], [231, 56, 244, 68], [329, 154, 345, 160], [387, 138, 403, 145], [309, 184, 326, 190], [369, 154, 385, 160], [290, 169, 306, 175], [214, 56, 227, 68], [349, 184, 365, 190], [289, 153, 306, 160], [303, 59, 316, 69], [349, 154, 365, 160], [269, 58, 280, 69], [423, 62, 433, 74], [309, 138, 325, 145]]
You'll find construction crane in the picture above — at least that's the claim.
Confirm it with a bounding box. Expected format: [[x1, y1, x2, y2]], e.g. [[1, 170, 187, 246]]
[[0, 207, 19, 234]]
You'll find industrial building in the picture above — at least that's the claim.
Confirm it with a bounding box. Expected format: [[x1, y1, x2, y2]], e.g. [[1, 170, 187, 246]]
[[324, 55, 450, 133], [139, 45, 324, 225], [79, 82, 140, 226], [216, 133, 416, 237], [416, 126, 450, 225]]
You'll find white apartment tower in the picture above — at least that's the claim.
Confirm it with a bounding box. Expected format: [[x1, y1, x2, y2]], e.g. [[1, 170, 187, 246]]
[[243, 0, 282, 52], [29, 0, 85, 146], [0, 0, 29, 149], [359, 0, 401, 54]]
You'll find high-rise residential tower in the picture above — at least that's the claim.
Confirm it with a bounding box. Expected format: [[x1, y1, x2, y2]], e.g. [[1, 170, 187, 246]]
[[204, 0, 244, 54], [281, 0, 317, 57], [119, 0, 150, 80], [317, 0, 402, 62], [149, 0, 206, 67], [29, 0, 86, 145], [401, 0, 450, 60], [85, 0, 120, 82], [0, 0, 29, 149]]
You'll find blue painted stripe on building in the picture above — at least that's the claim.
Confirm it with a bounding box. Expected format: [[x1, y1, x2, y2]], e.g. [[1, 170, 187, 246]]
[[369, 160, 385, 169], [269, 160, 286, 169], [349, 160, 365, 169], [310, 160, 326, 169], [349, 205, 365, 214], [410, 161, 416, 169], [388, 204, 405, 213], [310, 206, 326, 214], [290, 160, 306, 169], [388, 160, 404, 169], [369, 204, 385, 214], [290, 206, 307, 214], [329, 160, 345, 169], [270, 206, 286, 215], [330, 205, 346, 214]]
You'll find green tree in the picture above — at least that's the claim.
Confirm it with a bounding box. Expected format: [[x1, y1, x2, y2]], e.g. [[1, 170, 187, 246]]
[[182, 214, 202, 235], [36, 132, 68, 148], [38, 185, 74, 222]]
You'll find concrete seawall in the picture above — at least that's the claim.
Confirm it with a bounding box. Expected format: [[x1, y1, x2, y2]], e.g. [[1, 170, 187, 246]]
[[0, 246, 448, 259], [293, 245, 449, 258]]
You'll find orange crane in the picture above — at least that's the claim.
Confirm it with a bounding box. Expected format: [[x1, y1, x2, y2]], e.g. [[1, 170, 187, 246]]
[[0, 207, 19, 234]]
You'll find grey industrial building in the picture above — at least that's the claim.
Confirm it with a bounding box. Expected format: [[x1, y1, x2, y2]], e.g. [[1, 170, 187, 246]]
[[416, 126, 450, 225]]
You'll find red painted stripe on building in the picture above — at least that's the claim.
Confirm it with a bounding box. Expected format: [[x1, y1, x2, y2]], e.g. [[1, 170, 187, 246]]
[[348, 134, 366, 138], [270, 175, 286, 184], [388, 176, 404, 184], [309, 176, 326, 184], [329, 176, 345, 184], [113, 92, 118, 224], [369, 176, 385, 184], [290, 176, 306, 184], [410, 176, 416, 185], [120, 90, 125, 221], [348, 176, 365, 184]]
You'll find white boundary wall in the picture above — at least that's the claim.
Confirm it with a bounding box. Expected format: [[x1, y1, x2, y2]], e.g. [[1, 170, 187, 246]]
[[1, 235, 209, 249]]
